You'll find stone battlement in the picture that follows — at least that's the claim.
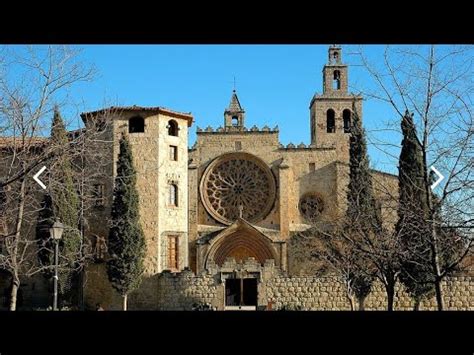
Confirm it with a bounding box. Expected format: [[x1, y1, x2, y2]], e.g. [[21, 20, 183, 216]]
[[278, 142, 335, 150], [196, 125, 279, 134]]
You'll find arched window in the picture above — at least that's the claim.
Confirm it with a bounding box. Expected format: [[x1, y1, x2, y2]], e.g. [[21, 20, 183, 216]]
[[232, 116, 239, 126], [129, 116, 144, 133], [169, 184, 178, 207], [326, 109, 335, 133], [168, 120, 178, 136], [343, 109, 351, 133], [333, 70, 341, 90]]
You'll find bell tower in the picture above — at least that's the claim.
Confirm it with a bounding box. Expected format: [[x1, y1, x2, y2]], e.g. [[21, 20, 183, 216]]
[[323, 45, 348, 94], [224, 90, 245, 131], [309, 45, 362, 159]]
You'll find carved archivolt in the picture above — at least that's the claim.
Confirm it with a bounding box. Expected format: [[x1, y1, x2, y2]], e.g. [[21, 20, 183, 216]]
[[299, 193, 324, 223], [200, 152, 276, 225]]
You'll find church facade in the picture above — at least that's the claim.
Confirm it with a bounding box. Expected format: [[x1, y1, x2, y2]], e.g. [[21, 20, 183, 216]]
[[3, 46, 470, 311], [79, 46, 424, 310]]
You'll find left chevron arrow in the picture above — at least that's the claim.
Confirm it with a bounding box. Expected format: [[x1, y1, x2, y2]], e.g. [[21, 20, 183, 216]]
[[33, 166, 47, 190]]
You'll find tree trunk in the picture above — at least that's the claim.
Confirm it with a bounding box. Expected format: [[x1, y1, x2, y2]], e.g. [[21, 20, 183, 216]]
[[413, 298, 420, 311], [9, 278, 20, 311], [347, 295, 355, 311], [434, 279, 443, 311], [357, 297, 365, 311], [345, 280, 354, 311], [123, 294, 127, 311], [419, 51, 444, 312], [10, 177, 26, 311], [386, 282, 395, 311]]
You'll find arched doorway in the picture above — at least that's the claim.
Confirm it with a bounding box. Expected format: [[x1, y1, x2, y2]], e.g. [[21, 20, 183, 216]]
[[204, 225, 277, 310]]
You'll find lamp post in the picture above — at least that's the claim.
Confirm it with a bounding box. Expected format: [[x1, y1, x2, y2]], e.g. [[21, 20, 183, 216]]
[[50, 220, 64, 311]]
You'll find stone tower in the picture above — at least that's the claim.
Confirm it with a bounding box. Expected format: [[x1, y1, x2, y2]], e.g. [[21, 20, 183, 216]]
[[224, 90, 245, 131], [309, 45, 362, 159], [81, 106, 193, 275]]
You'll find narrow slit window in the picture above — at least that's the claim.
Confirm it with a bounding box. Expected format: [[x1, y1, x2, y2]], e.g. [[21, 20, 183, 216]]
[[333, 70, 341, 90], [169, 184, 178, 207], [170, 145, 178, 161]]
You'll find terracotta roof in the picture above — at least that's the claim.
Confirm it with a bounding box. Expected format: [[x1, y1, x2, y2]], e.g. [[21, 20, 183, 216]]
[[0, 137, 49, 148], [80, 106, 194, 127]]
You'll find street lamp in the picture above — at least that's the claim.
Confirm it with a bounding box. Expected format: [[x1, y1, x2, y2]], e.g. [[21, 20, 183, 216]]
[[50, 220, 64, 311]]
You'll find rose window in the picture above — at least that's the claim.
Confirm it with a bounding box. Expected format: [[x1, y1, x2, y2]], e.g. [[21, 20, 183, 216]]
[[200, 153, 276, 225], [299, 194, 324, 223]]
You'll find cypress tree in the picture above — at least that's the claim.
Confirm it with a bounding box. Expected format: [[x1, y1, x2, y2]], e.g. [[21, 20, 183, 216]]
[[49, 107, 81, 305], [396, 110, 434, 309], [345, 104, 381, 310], [107, 134, 145, 310]]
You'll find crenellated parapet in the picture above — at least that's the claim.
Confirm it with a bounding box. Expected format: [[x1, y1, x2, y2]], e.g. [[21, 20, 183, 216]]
[[278, 142, 335, 150], [196, 124, 279, 134]]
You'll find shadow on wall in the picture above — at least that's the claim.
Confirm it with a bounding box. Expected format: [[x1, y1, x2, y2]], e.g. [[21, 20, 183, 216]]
[[84, 264, 222, 311]]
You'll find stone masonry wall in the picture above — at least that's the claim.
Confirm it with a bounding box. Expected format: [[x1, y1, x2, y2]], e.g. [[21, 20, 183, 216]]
[[117, 269, 473, 311], [154, 270, 221, 310], [263, 275, 473, 311]]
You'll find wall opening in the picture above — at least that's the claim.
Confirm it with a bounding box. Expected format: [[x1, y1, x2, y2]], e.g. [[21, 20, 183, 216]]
[[225, 278, 257, 307], [332, 70, 341, 90], [168, 120, 179, 136], [169, 184, 178, 207], [129, 116, 144, 133], [170, 145, 178, 161], [326, 109, 335, 133], [232, 116, 239, 126], [343, 109, 351, 133]]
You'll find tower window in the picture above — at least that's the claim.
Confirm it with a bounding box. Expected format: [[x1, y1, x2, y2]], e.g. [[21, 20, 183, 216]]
[[232, 116, 239, 126], [129, 116, 144, 133], [333, 70, 341, 90], [170, 145, 178, 161], [167, 235, 179, 270], [168, 120, 179, 136], [169, 183, 178, 207], [326, 109, 335, 133], [343, 109, 351, 133]]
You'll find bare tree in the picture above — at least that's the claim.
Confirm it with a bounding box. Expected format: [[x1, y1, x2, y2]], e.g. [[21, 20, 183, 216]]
[[351, 45, 473, 310], [0, 45, 96, 310]]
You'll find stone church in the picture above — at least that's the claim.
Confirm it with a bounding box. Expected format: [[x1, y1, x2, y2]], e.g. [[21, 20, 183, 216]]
[[80, 45, 410, 310], [3, 46, 471, 310]]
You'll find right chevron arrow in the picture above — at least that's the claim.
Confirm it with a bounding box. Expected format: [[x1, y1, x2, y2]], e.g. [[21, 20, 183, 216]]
[[430, 165, 444, 190]]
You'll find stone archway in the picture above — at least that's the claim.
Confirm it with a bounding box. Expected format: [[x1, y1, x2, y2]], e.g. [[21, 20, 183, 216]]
[[204, 219, 278, 269], [211, 232, 275, 266]]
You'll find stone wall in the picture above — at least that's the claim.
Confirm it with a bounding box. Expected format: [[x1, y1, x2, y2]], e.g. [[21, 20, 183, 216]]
[[153, 270, 221, 310], [103, 268, 473, 311], [264, 275, 473, 311]]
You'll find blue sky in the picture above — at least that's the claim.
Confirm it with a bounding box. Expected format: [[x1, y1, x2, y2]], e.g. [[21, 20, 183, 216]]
[[67, 45, 399, 174]]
